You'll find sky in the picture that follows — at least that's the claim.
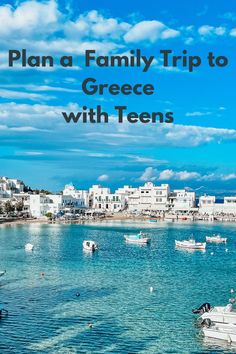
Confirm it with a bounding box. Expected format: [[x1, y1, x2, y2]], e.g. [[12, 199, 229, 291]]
[[1, 0, 236, 195]]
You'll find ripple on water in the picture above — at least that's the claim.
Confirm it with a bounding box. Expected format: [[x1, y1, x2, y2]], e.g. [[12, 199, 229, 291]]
[[0, 222, 236, 353]]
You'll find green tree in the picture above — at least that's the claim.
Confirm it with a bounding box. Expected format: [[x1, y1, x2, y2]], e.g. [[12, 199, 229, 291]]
[[4, 201, 15, 214], [15, 201, 24, 212]]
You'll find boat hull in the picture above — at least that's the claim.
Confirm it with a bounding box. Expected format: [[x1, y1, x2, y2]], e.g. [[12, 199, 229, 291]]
[[203, 324, 236, 343], [206, 237, 227, 243], [175, 240, 206, 250], [124, 236, 150, 244], [201, 308, 236, 324]]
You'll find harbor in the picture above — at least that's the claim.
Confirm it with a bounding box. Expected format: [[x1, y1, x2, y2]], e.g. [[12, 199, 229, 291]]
[[0, 221, 235, 353]]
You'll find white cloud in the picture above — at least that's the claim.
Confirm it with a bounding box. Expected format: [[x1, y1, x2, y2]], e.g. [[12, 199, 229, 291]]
[[0, 88, 53, 101], [230, 28, 236, 37], [139, 168, 236, 183], [139, 167, 158, 181], [221, 173, 236, 181], [198, 25, 226, 37], [0, 0, 59, 38], [185, 111, 212, 117], [19, 151, 44, 156], [159, 169, 200, 181], [124, 20, 179, 43], [97, 174, 109, 181]]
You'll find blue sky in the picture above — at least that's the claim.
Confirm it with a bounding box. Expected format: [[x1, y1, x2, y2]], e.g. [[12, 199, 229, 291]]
[[1, 0, 236, 195]]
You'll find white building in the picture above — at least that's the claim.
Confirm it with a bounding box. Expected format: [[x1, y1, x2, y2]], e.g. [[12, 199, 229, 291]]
[[128, 182, 170, 212], [0, 176, 25, 199], [198, 195, 236, 215], [29, 194, 85, 218], [115, 185, 137, 207], [199, 195, 216, 214], [169, 189, 196, 212], [89, 185, 125, 212], [63, 183, 89, 208]]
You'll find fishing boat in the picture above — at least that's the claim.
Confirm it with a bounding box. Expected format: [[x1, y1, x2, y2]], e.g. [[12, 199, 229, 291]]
[[0, 270, 6, 277], [83, 240, 98, 252], [25, 243, 34, 251], [124, 231, 151, 244], [206, 234, 227, 243], [175, 239, 206, 250], [202, 321, 236, 343]]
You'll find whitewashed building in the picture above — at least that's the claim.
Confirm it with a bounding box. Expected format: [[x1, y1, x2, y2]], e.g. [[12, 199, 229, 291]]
[[115, 185, 137, 207], [89, 185, 125, 212], [0, 176, 25, 199], [63, 183, 89, 208], [29, 194, 85, 218], [199, 195, 216, 214], [169, 189, 196, 212], [198, 195, 236, 215], [128, 182, 170, 212]]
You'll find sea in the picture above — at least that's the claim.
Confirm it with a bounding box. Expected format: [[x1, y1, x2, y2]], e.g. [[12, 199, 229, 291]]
[[0, 221, 236, 353]]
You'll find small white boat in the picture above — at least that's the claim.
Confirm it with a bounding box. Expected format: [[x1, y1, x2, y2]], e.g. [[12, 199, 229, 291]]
[[0, 270, 6, 277], [124, 231, 151, 244], [175, 239, 206, 250], [201, 303, 236, 324], [202, 321, 236, 343], [83, 240, 98, 252], [25, 243, 34, 251], [206, 234, 227, 243]]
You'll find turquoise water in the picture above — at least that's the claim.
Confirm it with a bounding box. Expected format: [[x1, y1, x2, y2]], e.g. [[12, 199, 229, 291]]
[[0, 221, 236, 353]]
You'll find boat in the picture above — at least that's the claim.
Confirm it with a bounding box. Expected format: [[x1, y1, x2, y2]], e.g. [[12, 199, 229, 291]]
[[25, 243, 34, 251], [148, 219, 157, 223], [124, 231, 151, 244], [199, 303, 236, 324], [0, 270, 6, 277], [206, 234, 227, 243], [202, 321, 236, 343], [83, 240, 98, 252], [175, 239, 206, 250]]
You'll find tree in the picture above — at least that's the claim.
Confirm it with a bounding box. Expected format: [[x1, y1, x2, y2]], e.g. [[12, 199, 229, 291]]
[[4, 201, 15, 214], [15, 201, 24, 212], [45, 212, 53, 219]]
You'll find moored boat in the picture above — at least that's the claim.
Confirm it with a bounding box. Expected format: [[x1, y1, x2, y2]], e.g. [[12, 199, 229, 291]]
[[25, 243, 34, 251], [200, 303, 236, 324], [175, 239, 206, 250], [124, 231, 151, 244], [83, 240, 98, 252], [202, 321, 236, 343], [206, 234, 227, 243]]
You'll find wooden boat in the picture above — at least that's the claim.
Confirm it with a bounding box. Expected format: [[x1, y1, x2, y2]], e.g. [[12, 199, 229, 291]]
[[175, 239, 206, 250], [124, 231, 151, 244], [83, 240, 98, 252], [206, 234, 227, 243]]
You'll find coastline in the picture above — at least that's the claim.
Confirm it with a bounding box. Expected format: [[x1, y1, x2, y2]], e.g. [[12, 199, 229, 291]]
[[1, 213, 236, 227], [0, 218, 47, 227]]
